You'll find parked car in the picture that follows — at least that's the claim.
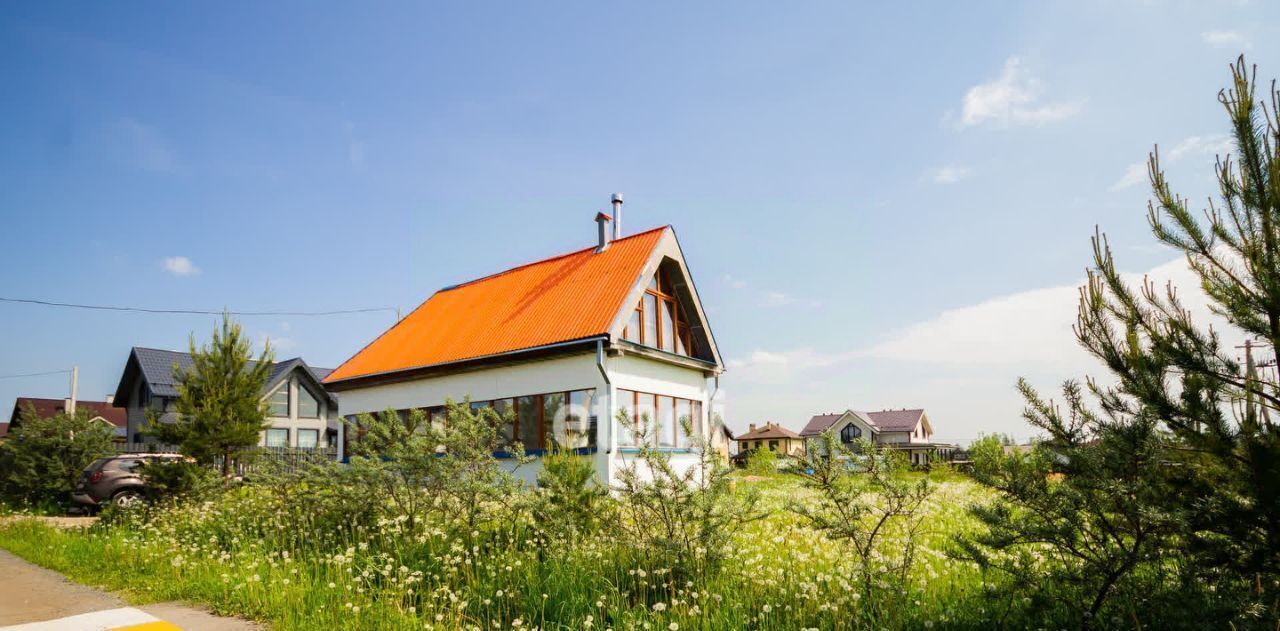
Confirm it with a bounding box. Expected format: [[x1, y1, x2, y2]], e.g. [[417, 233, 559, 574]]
[[72, 453, 187, 510]]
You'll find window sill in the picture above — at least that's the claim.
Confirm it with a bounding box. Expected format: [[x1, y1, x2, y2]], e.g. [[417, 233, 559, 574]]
[[492, 447, 598, 460], [618, 447, 700, 454]]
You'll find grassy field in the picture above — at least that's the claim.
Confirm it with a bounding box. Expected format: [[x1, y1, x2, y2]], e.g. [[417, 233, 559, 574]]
[[0, 470, 1000, 630]]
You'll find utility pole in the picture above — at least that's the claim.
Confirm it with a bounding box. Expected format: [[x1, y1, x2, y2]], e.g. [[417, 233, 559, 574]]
[[68, 365, 78, 416]]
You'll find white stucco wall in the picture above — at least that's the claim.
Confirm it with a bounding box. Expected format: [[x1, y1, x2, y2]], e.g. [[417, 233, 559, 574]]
[[334, 350, 714, 488], [335, 354, 605, 415]]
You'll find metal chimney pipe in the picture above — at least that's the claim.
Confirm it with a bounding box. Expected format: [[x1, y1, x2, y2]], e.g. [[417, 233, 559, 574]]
[[594, 212, 612, 253], [611, 193, 624, 240]]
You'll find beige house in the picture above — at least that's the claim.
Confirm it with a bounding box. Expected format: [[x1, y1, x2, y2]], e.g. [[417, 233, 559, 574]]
[[800, 408, 956, 466], [734, 422, 805, 457]]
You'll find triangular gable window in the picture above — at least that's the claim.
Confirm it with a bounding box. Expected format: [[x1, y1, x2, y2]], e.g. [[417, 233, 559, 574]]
[[621, 264, 698, 358]]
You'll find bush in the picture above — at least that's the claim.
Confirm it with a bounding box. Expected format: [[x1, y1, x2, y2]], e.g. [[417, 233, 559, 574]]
[[743, 446, 778, 476], [138, 459, 221, 503], [0, 407, 114, 508]]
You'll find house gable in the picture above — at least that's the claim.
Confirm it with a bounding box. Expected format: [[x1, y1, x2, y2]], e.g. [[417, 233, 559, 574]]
[[605, 229, 722, 368], [827, 412, 878, 442]]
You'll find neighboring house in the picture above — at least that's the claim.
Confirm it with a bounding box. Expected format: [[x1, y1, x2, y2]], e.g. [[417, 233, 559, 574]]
[[734, 422, 805, 457], [712, 423, 735, 463], [7, 397, 128, 442], [800, 408, 958, 466], [323, 207, 724, 487], [112, 347, 340, 450]]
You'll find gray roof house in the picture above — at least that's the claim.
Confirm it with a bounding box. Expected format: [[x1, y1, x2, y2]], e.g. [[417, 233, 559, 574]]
[[801, 408, 957, 466], [112, 347, 339, 450]]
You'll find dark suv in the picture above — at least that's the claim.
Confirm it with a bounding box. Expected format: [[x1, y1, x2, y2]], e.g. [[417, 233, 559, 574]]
[[72, 453, 186, 510]]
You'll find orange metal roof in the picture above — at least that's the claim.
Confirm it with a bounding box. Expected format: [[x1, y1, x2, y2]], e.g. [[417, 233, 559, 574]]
[[325, 226, 668, 384]]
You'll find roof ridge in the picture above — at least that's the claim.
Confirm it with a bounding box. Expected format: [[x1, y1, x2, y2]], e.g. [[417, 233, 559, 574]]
[[441, 225, 669, 293]]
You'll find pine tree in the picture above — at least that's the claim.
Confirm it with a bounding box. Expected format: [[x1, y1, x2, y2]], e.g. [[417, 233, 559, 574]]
[[961, 56, 1280, 628], [150, 314, 274, 476]]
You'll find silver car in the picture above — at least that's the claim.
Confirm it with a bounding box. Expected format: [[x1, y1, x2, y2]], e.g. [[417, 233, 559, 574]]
[[72, 453, 186, 509]]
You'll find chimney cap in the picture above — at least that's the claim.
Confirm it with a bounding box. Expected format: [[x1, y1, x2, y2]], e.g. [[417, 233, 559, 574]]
[[595, 212, 612, 222], [611, 193, 624, 203]]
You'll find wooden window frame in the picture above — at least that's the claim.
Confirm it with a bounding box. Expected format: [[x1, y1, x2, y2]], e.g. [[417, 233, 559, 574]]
[[622, 267, 695, 358], [616, 388, 702, 449]]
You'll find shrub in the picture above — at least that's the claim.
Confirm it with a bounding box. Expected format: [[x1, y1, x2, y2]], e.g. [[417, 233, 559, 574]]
[[791, 433, 933, 600], [0, 407, 114, 508], [743, 446, 778, 476], [613, 411, 763, 583], [138, 459, 221, 503]]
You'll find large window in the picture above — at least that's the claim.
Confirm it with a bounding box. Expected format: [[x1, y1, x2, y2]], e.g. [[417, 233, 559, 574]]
[[265, 428, 289, 447], [268, 385, 289, 417], [622, 268, 695, 357], [517, 396, 540, 451], [297, 429, 319, 449], [617, 389, 703, 449], [840, 423, 862, 443], [297, 386, 320, 418]]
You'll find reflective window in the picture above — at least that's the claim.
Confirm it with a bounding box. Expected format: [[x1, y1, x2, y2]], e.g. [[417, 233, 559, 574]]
[[265, 428, 289, 447], [643, 294, 658, 347], [618, 389, 639, 447], [297, 429, 319, 448], [517, 396, 541, 451], [297, 386, 320, 418], [268, 386, 289, 417], [676, 398, 693, 447], [656, 396, 676, 447]]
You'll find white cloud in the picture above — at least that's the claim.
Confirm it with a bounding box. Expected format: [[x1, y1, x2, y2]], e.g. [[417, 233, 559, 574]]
[[1201, 30, 1251, 49], [1111, 134, 1232, 191], [761, 291, 795, 307], [931, 165, 972, 184], [958, 57, 1084, 128], [724, 255, 1239, 442], [723, 274, 749, 289], [162, 256, 199, 277]]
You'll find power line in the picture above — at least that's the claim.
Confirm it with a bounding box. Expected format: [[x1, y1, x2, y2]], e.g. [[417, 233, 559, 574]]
[[0, 369, 72, 380], [0, 297, 396, 317]]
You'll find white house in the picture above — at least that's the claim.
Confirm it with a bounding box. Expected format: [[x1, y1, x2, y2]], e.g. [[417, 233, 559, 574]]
[[323, 200, 725, 487], [800, 408, 957, 466]]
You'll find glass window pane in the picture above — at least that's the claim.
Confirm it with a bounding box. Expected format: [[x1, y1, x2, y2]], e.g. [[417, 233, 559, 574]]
[[491, 399, 514, 446], [677, 325, 690, 356], [543, 392, 567, 449], [269, 386, 289, 417], [656, 396, 676, 447], [517, 396, 541, 451], [625, 307, 641, 343], [643, 294, 658, 347], [618, 389, 638, 447], [676, 398, 693, 447], [661, 300, 675, 351], [566, 390, 596, 449], [297, 386, 320, 418], [297, 429, 319, 448], [635, 392, 657, 445], [266, 428, 289, 447], [648, 274, 658, 291]]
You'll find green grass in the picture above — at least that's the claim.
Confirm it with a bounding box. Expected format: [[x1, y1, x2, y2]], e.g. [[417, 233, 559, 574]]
[[0, 472, 1000, 630]]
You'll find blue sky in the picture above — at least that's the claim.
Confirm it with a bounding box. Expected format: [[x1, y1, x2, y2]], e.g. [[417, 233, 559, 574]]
[[1, 2, 1274, 443]]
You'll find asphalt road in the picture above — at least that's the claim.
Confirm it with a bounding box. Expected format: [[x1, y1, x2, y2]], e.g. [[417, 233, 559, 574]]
[[0, 549, 260, 630]]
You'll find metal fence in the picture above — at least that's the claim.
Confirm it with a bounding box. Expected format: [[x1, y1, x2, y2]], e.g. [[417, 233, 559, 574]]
[[108, 443, 338, 476]]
